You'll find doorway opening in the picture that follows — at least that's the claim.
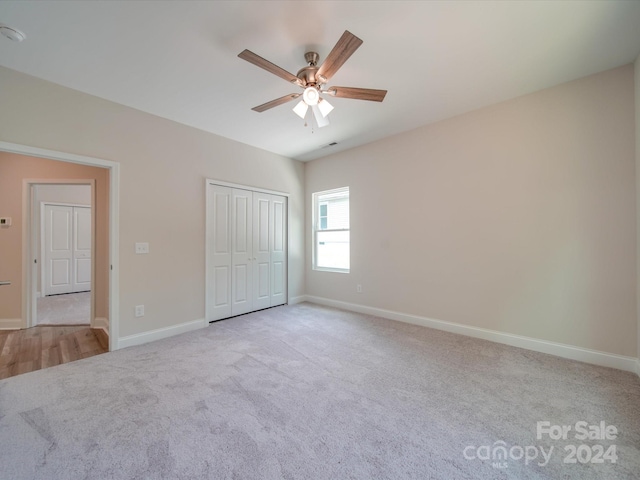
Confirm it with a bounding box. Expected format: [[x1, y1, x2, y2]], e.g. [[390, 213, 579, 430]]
[[33, 186, 94, 327], [0, 141, 120, 353]]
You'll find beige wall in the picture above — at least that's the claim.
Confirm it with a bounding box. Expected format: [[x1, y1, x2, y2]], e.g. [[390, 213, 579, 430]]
[[306, 64, 637, 357], [0, 65, 305, 339], [0, 153, 109, 322]]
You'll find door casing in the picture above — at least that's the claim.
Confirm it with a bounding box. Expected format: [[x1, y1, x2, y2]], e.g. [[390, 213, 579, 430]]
[[0, 141, 120, 352], [29, 183, 94, 327]]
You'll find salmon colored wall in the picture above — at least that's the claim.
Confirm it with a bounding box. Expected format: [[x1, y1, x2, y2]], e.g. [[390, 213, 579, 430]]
[[0, 152, 109, 324]]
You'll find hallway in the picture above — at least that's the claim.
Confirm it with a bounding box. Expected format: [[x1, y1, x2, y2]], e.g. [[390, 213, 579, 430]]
[[37, 292, 91, 325]]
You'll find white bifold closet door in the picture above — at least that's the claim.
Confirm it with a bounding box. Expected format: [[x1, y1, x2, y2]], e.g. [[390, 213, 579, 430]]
[[207, 184, 287, 321], [43, 204, 92, 296]]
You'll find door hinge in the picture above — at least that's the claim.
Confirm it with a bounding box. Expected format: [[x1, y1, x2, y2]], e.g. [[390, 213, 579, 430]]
[[34, 259, 37, 264]]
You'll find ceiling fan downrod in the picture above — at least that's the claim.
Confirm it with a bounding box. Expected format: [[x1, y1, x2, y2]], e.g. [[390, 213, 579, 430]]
[[297, 52, 323, 87]]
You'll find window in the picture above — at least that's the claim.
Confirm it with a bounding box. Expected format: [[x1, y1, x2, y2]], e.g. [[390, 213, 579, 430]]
[[313, 187, 349, 272]]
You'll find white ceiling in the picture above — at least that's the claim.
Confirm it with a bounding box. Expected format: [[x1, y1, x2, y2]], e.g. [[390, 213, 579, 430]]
[[1, 1, 640, 162]]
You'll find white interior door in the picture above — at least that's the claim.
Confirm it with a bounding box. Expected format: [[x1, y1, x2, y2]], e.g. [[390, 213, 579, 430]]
[[231, 189, 253, 316], [73, 206, 92, 291], [252, 192, 272, 310], [206, 182, 288, 322], [270, 195, 287, 306], [207, 185, 232, 320], [44, 204, 92, 296], [44, 205, 73, 295]]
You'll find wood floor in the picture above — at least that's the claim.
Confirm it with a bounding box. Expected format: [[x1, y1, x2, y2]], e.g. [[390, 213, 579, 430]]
[[0, 326, 108, 380]]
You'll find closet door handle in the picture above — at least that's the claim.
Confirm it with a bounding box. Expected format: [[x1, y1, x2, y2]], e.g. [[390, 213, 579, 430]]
[[0, 281, 11, 286]]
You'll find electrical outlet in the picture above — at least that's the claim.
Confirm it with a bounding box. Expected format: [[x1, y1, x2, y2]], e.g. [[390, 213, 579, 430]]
[[135, 305, 145, 317], [356, 284, 363, 293], [135, 242, 149, 254]]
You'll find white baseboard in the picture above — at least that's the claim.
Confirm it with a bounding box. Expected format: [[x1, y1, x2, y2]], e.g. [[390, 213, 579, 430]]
[[117, 318, 207, 350], [93, 316, 109, 335], [303, 295, 639, 374], [0, 318, 23, 330], [288, 295, 306, 305]]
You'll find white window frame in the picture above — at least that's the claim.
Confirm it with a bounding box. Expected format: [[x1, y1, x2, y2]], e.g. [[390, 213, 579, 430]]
[[312, 186, 350, 273]]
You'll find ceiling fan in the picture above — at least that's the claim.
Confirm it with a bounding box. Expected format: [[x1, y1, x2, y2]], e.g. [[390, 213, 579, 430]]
[[238, 30, 387, 128]]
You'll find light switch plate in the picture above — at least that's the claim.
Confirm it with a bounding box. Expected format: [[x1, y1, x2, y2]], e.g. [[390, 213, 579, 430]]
[[0, 217, 11, 227], [135, 242, 149, 254], [135, 305, 144, 317]]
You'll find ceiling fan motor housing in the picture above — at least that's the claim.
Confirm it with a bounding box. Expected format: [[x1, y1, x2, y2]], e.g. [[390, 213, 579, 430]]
[[297, 52, 324, 87], [296, 66, 319, 87]]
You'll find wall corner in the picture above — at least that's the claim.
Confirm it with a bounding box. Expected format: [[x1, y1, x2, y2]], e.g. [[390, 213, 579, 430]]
[[635, 53, 640, 371]]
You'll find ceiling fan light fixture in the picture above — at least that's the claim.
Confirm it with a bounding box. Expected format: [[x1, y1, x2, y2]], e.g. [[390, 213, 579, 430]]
[[302, 87, 319, 106], [311, 105, 330, 128], [292, 100, 308, 119], [317, 98, 334, 118]]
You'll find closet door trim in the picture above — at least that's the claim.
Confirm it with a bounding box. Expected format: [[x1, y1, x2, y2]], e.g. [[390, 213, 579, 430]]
[[205, 179, 289, 198]]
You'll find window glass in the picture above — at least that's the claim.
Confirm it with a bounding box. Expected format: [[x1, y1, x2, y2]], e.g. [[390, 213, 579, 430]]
[[313, 187, 349, 272]]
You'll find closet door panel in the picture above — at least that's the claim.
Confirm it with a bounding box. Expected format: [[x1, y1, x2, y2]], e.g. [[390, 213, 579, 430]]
[[207, 185, 232, 320], [252, 192, 272, 310], [44, 205, 74, 296], [234, 265, 249, 301], [270, 195, 287, 306], [214, 267, 229, 307], [231, 189, 253, 316]]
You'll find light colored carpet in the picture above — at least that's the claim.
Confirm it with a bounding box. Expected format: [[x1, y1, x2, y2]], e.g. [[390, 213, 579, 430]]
[[37, 292, 91, 325], [0, 302, 638, 479]]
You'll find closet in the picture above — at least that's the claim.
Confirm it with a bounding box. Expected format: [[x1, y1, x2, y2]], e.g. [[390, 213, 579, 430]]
[[206, 182, 287, 321]]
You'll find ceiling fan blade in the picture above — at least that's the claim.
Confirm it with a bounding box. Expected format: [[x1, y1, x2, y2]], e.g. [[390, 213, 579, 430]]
[[238, 49, 303, 86], [252, 93, 301, 113], [326, 87, 387, 102], [316, 31, 363, 82]]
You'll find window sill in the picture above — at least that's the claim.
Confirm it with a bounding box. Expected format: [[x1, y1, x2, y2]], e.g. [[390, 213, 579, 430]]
[[313, 267, 350, 274]]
